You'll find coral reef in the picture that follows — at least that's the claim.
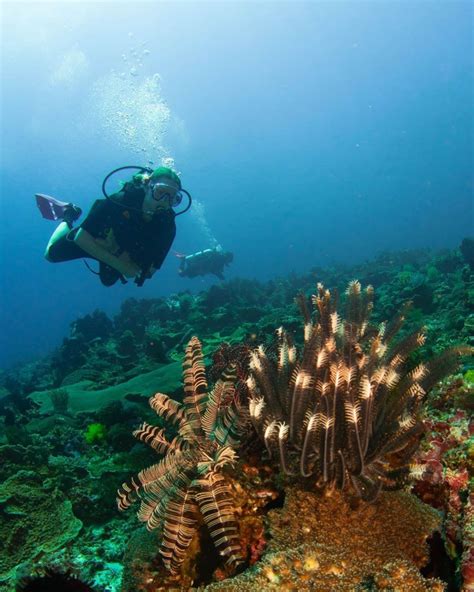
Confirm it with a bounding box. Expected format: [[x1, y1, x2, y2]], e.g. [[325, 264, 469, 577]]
[[205, 486, 443, 591], [412, 374, 474, 591], [460, 238, 474, 269], [0, 471, 82, 584], [1, 246, 472, 591], [116, 280, 469, 590], [462, 490, 474, 591]]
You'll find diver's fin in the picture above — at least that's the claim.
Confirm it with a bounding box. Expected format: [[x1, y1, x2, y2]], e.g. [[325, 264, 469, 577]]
[[35, 193, 71, 221]]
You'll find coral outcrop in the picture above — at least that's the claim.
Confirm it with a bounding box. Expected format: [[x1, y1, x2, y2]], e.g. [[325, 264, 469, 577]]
[[205, 486, 443, 592], [0, 471, 82, 584], [413, 375, 474, 591]]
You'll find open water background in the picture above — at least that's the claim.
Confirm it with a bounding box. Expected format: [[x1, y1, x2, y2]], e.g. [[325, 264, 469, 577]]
[[0, 1, 472, 367]]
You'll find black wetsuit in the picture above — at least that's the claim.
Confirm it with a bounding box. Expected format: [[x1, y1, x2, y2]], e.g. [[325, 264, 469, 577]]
[[47, 183, 176, 286]]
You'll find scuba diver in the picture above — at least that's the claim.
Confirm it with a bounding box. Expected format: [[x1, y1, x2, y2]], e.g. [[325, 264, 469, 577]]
[[177, 247, 233, 281], [36, 166, 191, 287]]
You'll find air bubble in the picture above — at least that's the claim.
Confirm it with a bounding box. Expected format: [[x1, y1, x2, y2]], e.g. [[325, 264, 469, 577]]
[[91, 68, 173, 162]]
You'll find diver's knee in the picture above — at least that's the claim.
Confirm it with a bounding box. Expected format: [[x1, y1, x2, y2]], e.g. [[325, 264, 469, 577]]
[[44, 247, 57, 262]]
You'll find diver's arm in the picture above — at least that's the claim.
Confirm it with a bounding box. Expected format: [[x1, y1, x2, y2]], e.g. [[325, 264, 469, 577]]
[[74, 228, 140, 278]]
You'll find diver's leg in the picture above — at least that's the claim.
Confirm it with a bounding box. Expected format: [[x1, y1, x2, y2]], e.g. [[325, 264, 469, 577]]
[[44, 222, 70, 260], [45, 226, 87, 263]]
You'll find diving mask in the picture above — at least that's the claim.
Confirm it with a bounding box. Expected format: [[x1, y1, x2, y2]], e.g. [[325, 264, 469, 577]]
[[151, 181, 183, 208]]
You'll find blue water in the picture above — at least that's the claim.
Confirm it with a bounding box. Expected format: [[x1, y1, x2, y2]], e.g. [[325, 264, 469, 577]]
[[1, 1, 472, 368]]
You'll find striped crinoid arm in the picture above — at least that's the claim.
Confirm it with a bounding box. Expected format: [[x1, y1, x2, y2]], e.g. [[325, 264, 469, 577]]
[[419, 345, 473, 393], [342, 282, 373, 372], [275, 327, 298, 414], [181, 337, 209, 439], [360, 363, 424, 467], [132, 423, 186, 456], [353, 420, 425, 501], [288, 322, 325, 444], [343, 281, 374, 341], [139, 451, 197, 530], [255, 418, 294, 475], [312, 282, 336, 340], [374, 361, 428, 431], [289, 366, 315, 444], [195, 471, 244, 569], [324, 357, 367, 481], [371, 346, 473, 461], [299, 410, 323, 477], [248, 345, 285, 420], [362, 327, 424, 425], [117, 449, 185, 512], [369, 325, 429, 437], [342, 398, 364, 477], [196, 444, 237, 477], [363, 324, 393, 376], [201, 366, 237, 439], [149, 392, 186, 427], [383, 328, 426, 368], [321, 360, 356, 482], [160, 487, 200, 573], [213, 395, 249, 449], [357, 373, 376, 455], [200, 445, 238, 475], [371, 415, 425, 463]]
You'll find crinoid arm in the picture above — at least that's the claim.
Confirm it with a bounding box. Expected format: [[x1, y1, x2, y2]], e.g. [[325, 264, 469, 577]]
[[160, 487, 200, 573], [181, 336, 209, 439], [149, 392, 186, 426], [132, 422, 186, 455], [195, 471, 243, 569]]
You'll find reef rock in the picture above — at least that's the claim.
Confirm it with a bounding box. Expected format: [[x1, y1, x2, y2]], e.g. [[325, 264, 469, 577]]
[[206, 486, 444, 592]]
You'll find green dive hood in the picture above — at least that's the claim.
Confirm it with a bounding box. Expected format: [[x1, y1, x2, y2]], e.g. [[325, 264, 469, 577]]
[[150, 166, 182, 189]]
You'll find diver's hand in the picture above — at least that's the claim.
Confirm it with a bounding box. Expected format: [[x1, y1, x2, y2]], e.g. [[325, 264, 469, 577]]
[[115, 253, 141, 278], [120, 262, 141, 278]]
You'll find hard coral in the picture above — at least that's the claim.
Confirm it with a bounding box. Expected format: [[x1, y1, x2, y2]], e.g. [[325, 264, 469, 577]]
[[413, 397, 474, 591], [0, 471, 82, 584], [205, 486, 443, 591]]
